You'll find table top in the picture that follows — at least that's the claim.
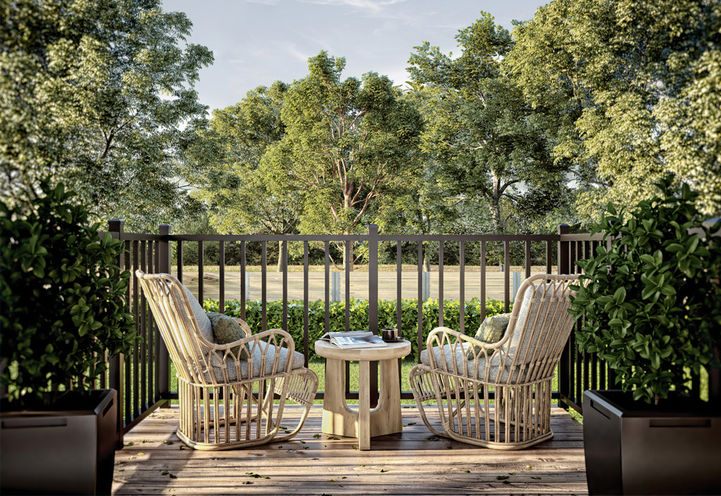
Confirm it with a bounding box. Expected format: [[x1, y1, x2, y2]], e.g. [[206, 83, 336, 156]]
[[314, 339, 411, 361]]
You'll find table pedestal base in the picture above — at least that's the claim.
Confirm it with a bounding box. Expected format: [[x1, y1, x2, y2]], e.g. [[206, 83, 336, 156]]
[[322, 357, 402, 450]]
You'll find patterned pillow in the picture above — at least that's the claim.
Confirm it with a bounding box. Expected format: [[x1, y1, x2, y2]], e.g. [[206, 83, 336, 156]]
[[467, 313, 511, 359], [207, 312, 251, 360]]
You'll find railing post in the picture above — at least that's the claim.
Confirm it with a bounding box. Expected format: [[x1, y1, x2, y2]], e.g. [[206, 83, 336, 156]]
[[368, 224, 379, 407], [157, 224, 171, 407], [557, 224, 571, 411], [557, 224, 570, 275], [108, 219, 125, 448]]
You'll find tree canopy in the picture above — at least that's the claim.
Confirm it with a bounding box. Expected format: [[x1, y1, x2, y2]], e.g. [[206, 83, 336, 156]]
[[1, 0, 213, 230], [509, 0, 721, 219], [407, 13, 569, 233]]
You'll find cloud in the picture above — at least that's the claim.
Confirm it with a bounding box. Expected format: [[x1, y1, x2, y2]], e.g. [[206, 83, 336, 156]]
[[299, 0, 407, 15], [244, 0, 280, 5], [282, 43, 311, 64]]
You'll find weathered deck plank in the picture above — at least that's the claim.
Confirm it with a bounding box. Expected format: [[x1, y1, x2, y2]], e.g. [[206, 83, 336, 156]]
[[113, 405, 587, 495]]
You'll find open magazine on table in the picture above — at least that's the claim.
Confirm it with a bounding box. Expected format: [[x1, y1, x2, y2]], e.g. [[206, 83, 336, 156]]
[[320, 331, 386, 349]]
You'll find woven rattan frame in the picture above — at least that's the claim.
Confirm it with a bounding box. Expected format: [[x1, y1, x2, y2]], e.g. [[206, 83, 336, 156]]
[[410, 274, 578, 450], [136, 271, 318, 450]]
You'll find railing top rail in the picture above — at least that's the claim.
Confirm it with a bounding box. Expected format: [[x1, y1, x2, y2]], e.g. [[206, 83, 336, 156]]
[[107, 231, 561, 243], [559, 233, 605, 242]]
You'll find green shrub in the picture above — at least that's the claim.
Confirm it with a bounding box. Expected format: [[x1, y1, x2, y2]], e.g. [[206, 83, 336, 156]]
[[0, 183, 137, 406], [570, 176, 721, 405], [203, 297, 508, 360]]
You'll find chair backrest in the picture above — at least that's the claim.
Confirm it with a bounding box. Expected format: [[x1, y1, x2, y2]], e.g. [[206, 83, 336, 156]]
[[135, 271, 217, 385], [495, 274, 578, 383]]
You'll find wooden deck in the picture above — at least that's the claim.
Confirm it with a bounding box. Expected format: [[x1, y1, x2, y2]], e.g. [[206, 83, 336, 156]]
[[113, 404, 587, 494]]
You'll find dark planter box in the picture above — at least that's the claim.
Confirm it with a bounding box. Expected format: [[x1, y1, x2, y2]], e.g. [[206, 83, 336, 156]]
[[583, 390, 721, 495], [0, 389, 117, 495]]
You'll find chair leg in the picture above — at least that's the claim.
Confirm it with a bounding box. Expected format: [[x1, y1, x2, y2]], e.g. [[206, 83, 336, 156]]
[[409, 364, 448, 438], [271, 368, 319, 442]]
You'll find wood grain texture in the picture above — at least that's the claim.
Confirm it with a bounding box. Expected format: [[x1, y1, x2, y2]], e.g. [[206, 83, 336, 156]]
[[317, 341, 408, 450], [113, 404, 587, 495]]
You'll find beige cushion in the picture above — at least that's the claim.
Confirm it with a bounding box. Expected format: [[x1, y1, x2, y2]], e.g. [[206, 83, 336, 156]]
[[420, 343, 509, 382], [182, 286, 213, 343], [211, 340, 305, 382], [466, 313, 511, 359], [207, 312, 251, 360]]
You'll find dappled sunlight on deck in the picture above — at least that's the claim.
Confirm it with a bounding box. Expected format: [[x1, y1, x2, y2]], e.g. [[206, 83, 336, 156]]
[[113, 404, 586, 494]]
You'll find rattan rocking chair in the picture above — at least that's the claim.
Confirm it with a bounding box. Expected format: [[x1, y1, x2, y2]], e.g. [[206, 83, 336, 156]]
[[410, 274, 578, 450], [136, 271, 318, 450]]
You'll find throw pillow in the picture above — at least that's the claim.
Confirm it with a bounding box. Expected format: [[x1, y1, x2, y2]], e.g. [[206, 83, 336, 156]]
[[207, 312, 251, 360], [467, 313, 511, 359]]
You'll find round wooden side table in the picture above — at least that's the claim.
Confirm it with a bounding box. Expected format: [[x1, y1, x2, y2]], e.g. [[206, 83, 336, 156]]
[[314, 339, 411, 450]]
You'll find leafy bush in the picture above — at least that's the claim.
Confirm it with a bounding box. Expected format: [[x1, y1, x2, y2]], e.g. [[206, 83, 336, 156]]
[[570, 176, 721, 405], [0, 183, 136, 406], [203, 297, 508, 360]]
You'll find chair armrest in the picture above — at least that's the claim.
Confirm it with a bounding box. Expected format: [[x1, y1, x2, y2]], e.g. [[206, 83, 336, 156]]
[[425, 327, 510, 371], [205, 328, 297, 376], [232, 317, 253, 338]]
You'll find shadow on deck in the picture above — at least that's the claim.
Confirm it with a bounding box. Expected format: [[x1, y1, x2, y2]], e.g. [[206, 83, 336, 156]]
[[113, 404, 586, 494]]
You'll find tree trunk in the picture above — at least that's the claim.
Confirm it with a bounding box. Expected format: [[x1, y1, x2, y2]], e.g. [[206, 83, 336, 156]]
[[343, 241, 354, 271]]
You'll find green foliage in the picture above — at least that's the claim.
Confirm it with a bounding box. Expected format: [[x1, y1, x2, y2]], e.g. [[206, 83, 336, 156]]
[[1, 0, 213, 230], [0, 183, 137, 405], [569, 176, 721, 404], [203, 297, 508, 361], [509, 0, 721, 221], [276, 52, 423, 245], [407, 13, 569, 233]]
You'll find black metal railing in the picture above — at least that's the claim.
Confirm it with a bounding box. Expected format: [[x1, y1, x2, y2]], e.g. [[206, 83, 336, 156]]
[[105, 221, 718, 441]]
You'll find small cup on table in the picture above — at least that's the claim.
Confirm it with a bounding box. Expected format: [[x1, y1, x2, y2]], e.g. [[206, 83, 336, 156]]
[[381, 328, 398, 342]]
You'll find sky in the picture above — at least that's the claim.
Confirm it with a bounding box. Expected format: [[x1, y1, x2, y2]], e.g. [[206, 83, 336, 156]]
[[163, 0, 550, 112]]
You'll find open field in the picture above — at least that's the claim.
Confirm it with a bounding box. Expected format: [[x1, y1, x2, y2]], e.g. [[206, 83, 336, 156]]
[[173, 265, 558, 302]]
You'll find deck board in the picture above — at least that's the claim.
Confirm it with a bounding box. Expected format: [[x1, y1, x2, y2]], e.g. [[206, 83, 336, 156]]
[[113, 405, 587, 494]]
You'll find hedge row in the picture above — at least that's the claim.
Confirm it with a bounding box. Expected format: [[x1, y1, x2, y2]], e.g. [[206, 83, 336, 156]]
[[203, 298, 511, 361]]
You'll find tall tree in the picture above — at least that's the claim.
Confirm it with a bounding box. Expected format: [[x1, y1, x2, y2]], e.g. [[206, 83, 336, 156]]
[[408, 13, 567, 233], [184, 82, 300, 269], [508, 0, 721, 220], [277, 52, 423, 266], [1, 0, 213, 229]]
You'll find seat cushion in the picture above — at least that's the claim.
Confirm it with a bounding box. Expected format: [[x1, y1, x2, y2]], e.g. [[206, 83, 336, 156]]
[[182, 286, 213, 343], [211, 340, 305, 382], [421, 343, 508, 382], [421, 343, 470, 373]]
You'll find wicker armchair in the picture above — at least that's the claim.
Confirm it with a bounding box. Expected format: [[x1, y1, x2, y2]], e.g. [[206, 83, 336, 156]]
[[410, 274, 578, 449], [136, 271, 318, 450]]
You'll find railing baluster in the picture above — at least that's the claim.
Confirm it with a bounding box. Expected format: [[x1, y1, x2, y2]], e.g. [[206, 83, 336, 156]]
[[177, 240, 183, 283], [525, 240, 531, 279], [261, 241, 267, 331], [303, 241, 309, 365], [344, 240, 350, 332], [240, 241, 246, 320], [480, 241, 486, 320], [396, 241, 402, 334], [282, 240, 288, 332], [417, 242, 423, 363], [459, 241, 465, 334], [219, 240, 225, 313], [504, 241, 510, 313], [324, 241, 330, 334], [198, 240, 204, 303], [438, 241, 444, 326]]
